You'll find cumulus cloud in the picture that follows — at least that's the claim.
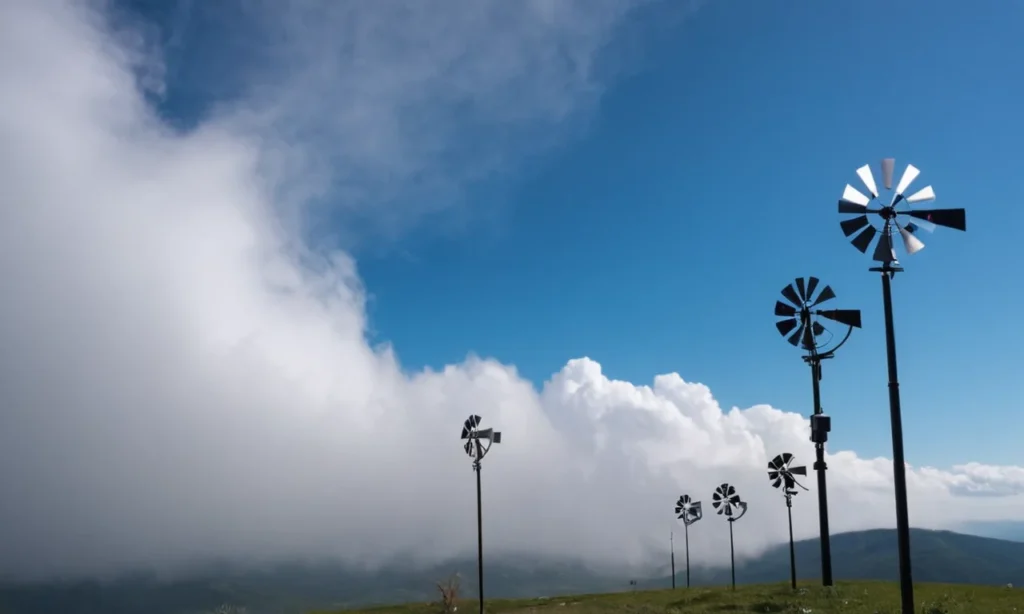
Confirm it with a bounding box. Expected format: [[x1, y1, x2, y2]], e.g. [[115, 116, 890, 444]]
[[0, 0, 1022, 583]]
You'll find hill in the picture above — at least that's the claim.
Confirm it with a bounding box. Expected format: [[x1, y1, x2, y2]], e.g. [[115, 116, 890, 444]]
[[0, 529, 1021, 613], [648, 528, 1024, 588], [320, 581, 1022, 614]]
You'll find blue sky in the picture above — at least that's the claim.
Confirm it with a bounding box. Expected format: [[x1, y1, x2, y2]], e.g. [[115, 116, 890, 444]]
[[150, 0, 1024, 467], [362, 0, 1024, 467]]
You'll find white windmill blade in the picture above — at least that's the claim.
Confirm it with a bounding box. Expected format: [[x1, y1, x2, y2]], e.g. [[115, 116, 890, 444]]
[[895, 164, 920, 195], [906, 185, 935, 204], [899, 226, 926, 254], [856, 164, 879, 197], [881, 158, 895, 190], [842, 184, 870, 206]]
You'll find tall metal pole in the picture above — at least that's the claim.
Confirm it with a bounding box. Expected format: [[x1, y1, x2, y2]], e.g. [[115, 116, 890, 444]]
[[474, 459, 485, 614], [809, 361, 833, 586], [879, 267, 915, 614], [684, 522, 690, 589], [670, 532, 676, 589], [786, 496, 797, 590], [729, 521, 736, 591]]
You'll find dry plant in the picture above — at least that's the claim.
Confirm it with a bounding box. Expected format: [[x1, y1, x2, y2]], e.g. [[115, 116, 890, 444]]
[[435, 573, 461, 614]]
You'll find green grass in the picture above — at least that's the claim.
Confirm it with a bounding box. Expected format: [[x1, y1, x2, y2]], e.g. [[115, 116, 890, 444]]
[[314, 581, 1022, 614]]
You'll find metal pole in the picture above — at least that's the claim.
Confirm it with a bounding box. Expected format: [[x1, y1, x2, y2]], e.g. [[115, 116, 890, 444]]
[[685, 522, 691, 589], [880, 269, 915, 614], [671, 532, 676, 589], [475, 460, 485, 614], [810, 362, 834, 586], [787, 497, 797, 590], [729, 521, 736, 591]]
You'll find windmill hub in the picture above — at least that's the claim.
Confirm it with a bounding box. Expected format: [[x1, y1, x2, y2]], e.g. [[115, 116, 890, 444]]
[[799, 307, 812, 326], [880, 206, 896, 220]]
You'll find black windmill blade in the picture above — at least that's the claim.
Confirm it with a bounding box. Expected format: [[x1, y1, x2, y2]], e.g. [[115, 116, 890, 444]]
[[461, 415, 481, 439], [675, 494, 690, 517], [837, 159, 966, 264], [767, 457, 784, 489], [712, 486, 725, 513], [461, 414, 481, 458]]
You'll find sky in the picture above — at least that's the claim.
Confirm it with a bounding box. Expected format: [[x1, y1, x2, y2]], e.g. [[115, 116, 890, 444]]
[[0, 0, 1023, 582]]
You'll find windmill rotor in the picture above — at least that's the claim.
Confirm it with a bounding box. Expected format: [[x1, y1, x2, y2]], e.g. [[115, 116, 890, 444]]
[[774, 277, 862, 353], [838, 159, 966, 265], [460, 414, 501, 462], [712, 483, 747, 522], [675, 494, 703, 526], [768, 452, 809, 497]]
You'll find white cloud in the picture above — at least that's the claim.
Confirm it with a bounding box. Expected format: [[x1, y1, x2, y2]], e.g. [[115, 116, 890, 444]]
[[178, 0, 673, 243], [0, 0, 1021, 583]]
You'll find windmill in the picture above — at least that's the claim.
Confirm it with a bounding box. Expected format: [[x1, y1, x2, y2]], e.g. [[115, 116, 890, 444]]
[[768, 453, 809, 590], [674, 494, 703, 589], [460, 415, 502, 614], [712, 483, 748, 591], [774, 276, 861, 586], [837, 159, 966, 614]]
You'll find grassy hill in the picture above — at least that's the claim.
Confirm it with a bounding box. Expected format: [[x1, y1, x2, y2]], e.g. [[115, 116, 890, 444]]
[[318, 581, 1022, 614], [0, 529, 1021, 613], [652, 528, 1024, 588]]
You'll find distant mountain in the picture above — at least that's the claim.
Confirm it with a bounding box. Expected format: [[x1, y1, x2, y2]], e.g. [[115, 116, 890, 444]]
[[958, 520, 1024, 543], [647, 528, 1024, 589], [0, 559, 625, 614], [1, 529, 1021, 614]]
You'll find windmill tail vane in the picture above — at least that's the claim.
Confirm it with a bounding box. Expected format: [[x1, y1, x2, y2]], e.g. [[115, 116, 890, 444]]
[[784, 465, 810, 492], [686, 502, 702, 525]]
